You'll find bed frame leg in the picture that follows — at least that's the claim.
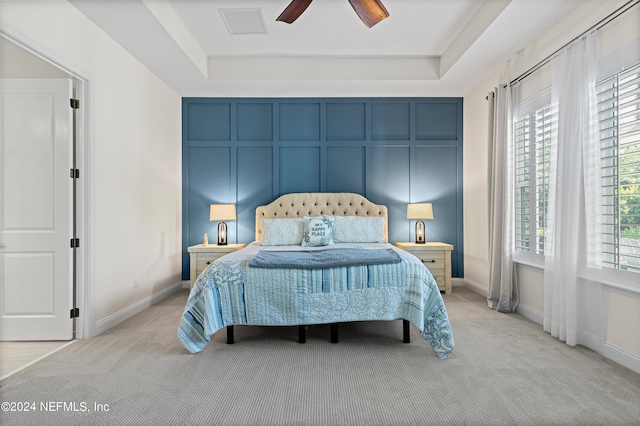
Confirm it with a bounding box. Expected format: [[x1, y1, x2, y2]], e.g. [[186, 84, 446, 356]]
[[226, 325, 234, 344], [330, 323, 338, 343], [403, 320, 410, 343], [298, 325, 306, 344]]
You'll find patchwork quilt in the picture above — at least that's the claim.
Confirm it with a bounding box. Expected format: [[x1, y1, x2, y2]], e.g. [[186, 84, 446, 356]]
[[177, 243, 454, 359]]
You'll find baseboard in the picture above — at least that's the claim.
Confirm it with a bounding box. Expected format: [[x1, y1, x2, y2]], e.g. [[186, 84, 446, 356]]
[[460, 277, 639, 374], [452, 277, 465, 287], [461, 279, 544, 326], [516, 303, 544, 325], [462, 278, 488, 297], [94, 281, 183, 336], [605, 343, 640, 375]]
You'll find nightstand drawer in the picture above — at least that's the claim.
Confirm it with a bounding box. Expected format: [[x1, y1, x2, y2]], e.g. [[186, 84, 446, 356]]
[[394, 242, 454, 294], [416, 251, 445, 268], [421, 259, 445, 289], [195, 254, 219, 276], [423, 262, 445, 291]]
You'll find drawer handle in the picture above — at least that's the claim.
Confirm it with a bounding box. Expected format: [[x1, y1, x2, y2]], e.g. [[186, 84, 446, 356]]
[[206, 261, 211, 265], [424, 260, 436, 263]]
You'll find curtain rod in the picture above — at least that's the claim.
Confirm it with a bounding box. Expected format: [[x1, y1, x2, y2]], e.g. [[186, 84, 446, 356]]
[[509, 0, 639, 87]]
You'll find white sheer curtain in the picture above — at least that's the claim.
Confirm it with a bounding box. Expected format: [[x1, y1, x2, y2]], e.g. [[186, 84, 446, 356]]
[[487, 84, 519, 312], [544, 31, 604, 353]]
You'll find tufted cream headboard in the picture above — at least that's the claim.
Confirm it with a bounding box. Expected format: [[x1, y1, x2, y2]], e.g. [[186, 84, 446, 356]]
[[255, 193, 388, 242]]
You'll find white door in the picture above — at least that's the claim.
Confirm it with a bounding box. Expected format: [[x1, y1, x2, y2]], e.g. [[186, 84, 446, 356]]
[[0, 78, 74, 340]]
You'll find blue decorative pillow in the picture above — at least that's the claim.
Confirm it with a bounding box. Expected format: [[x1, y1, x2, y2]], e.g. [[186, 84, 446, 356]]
[[302, 216, 335, 247]]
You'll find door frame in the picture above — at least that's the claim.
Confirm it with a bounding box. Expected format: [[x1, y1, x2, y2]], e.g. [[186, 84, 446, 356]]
[[0, 29, 93, 339]]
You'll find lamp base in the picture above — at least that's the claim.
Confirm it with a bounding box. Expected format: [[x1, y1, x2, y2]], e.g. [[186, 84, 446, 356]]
[[415, 220, 425, 244], [217, 221, 228, 246]]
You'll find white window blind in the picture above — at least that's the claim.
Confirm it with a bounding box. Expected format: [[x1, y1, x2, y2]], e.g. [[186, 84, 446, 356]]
[[597, 63, 640, 272], [513, 63, 640, 276], [513, 100, 556, 259], [534, 105, 555, 255], [514, 116, 530, 252]]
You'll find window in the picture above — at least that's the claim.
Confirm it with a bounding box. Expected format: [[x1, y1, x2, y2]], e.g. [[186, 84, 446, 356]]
[[513, 63, 640, 274], [514, 116, 530, 252], [533, 105, 555, 255], [513, 94, 555, 261], [597, 63, 640, 272]]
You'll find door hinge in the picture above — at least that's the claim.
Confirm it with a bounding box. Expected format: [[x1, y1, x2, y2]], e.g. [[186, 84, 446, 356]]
[[70, 169, 80, 178], [70, 238, 80, 248], [70, 98, 79, 109], [70, 307, 80, 318]]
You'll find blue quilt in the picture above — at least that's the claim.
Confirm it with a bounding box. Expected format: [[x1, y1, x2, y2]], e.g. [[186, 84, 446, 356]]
[[248, 247, 401, 269], [177, 243, 454, 359]]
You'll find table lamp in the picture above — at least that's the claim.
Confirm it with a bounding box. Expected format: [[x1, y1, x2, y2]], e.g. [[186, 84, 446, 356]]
[[210, 204, 236, 245], [406, 203, 433, 244]]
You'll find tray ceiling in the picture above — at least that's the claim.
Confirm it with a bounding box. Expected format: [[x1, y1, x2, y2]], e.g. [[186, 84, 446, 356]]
[[69, 0, 585, 97]]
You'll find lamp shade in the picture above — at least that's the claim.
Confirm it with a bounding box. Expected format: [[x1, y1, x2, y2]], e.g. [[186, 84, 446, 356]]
[[406, 203, 433, 220], [210, 204, 236, 222]]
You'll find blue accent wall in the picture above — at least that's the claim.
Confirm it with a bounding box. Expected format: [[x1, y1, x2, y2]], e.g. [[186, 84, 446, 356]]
[[182, 98, 463, 279]]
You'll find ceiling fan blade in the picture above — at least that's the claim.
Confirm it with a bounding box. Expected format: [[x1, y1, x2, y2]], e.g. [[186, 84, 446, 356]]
[[276, 0, 313, 24], [348, 0, 389, 28]]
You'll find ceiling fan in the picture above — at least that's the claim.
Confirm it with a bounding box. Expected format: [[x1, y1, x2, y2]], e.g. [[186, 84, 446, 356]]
[[276, 0, 389, 28]]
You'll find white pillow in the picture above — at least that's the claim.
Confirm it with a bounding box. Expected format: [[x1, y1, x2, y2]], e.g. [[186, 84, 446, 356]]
[[302, 216, 335, 247], [332, 216, 385, 243], [259, 218, 304, 246]]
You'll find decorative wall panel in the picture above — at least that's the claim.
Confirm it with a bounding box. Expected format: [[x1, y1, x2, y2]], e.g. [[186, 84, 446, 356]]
[[371, 102, 410, 140], [186, 102, 230, 141], [326, 103, 366, 141], [279, 146, 321, 194], [325, 146, 365, 193], [237, 103, 272, 141], [416, 102, 458, 140], [279, 102, 320, 141], [182, 98, 463, 279], [367, 146, 411, 243], [185, 146, 233, 258], [237, 146, 273, 242]]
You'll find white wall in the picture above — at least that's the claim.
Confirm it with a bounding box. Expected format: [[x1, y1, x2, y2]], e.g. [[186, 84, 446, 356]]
[[0, 0, 182, 331], [0, 38, 69, 78], [462, 67, 498, 293], [463, 0, 640, 372]]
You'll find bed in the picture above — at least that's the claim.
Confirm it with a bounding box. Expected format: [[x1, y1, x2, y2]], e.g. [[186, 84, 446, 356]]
[[178, 193, 454, 359]]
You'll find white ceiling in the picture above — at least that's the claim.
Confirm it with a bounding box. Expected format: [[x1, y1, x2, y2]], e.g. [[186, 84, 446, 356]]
[[68, 0, 585, 97]]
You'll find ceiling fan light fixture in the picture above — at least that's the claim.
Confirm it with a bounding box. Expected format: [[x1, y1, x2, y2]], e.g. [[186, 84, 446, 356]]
[[348, 0, 389, 28], [276, 0, 313, 24], [276, 0, 389, 28]]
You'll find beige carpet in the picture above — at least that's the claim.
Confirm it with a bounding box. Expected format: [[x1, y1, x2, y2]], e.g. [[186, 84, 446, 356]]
[[1, 287, 639, 426]]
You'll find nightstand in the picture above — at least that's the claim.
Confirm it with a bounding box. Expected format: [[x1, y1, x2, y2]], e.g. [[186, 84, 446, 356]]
[[395, 242, 454, 294], [187, 243, 246, 289]]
